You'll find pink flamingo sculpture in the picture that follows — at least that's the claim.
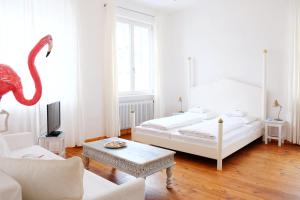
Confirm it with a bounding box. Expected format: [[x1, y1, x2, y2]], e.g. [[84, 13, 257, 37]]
[[0, 35, 53, 106]]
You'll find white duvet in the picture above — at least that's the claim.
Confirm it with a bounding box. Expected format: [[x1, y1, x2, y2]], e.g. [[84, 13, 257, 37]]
[[178, 117, 245, 140], [141, 112, 205, 130]]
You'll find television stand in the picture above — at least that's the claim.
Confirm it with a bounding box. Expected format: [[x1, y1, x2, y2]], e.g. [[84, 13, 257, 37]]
[[39, 132, 65, 156], [46, 131, 63, 137]]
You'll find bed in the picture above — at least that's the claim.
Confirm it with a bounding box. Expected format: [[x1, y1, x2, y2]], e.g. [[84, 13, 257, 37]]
[[130, 51, 268, 171]]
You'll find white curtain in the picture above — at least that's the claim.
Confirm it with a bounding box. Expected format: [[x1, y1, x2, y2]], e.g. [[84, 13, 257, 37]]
[[153, 15, 164, 118], [0, 1, 38, 135], [0, 0, 84, 147], [103, 0, 120, 137], [289, 0, 300, 145]]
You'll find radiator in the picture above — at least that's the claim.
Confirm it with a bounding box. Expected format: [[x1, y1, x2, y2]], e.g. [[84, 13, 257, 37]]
[[119, 99, 154, 130]]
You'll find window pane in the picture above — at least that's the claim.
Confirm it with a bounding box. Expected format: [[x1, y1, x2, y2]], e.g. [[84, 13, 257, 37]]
[[116, 22, 131, 92], [134, 25, 151, 92]]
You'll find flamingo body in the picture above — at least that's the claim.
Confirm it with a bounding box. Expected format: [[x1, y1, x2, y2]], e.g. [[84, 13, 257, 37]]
[[0, 64, 22, 98], [0, 35, 53, 106]]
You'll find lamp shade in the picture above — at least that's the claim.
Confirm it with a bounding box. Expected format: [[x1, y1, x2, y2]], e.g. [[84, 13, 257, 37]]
[[273, 100, 281, 107]]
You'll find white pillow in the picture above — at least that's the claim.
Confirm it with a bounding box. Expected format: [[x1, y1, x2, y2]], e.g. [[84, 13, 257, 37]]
[[242, 116, 257, 124], [223, 114, 257, 124], [188, 106, 210, 114], [199, 112, 218, 120], [0, 156, 84, 200], [225, 109, 247, 117], [0, 135, 10, 157]]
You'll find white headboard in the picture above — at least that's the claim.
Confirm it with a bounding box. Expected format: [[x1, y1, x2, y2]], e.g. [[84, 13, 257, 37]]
[[190, 79, 264, 118], [188, 50, 267, 119]]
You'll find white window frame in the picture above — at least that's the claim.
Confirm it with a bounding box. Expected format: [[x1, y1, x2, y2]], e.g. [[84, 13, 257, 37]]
[[116, 17, 155, 97]]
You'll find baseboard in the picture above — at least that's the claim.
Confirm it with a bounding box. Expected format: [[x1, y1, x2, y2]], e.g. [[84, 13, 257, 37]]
[[84, 129, 131, 143], [84, 136, 107, 143]]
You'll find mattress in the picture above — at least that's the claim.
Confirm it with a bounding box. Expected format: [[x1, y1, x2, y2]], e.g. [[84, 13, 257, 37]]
[[172, 121, 262, 147], [135, 126, 174, 139], [135, 120, 263, 148]]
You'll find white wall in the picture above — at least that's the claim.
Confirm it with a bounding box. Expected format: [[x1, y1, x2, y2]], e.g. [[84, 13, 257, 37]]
[[56, 0, 293, 140], [75, 0, 106, 139], [160, 0, 292, 120]]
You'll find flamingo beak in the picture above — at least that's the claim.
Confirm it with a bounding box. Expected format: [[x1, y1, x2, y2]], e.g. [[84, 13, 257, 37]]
[[46, 40, 53, 57]]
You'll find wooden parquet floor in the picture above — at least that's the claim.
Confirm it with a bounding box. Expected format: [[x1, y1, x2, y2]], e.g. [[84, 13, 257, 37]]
[[65, 136, 300, 200]]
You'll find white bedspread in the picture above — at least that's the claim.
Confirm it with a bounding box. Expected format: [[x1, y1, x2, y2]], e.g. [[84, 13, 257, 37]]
[[141, 113, 204, 130], [178, 117, 245, 139]]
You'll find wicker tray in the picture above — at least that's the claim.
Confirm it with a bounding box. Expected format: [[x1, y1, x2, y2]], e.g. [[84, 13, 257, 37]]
[[104, 141, 127, 149]]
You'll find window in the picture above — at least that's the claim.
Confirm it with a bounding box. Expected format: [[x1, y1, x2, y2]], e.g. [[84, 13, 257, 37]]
[[116, 18, 154, 95]]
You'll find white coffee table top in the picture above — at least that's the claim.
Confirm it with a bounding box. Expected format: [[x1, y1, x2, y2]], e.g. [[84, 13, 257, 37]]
[[84, 137, 175, 165]]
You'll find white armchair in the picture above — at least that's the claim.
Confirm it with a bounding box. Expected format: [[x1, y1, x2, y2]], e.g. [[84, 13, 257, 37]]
[[0, 170, 22, 200], [88, 178, 145, 200], [0, 109, 9, 133], [3, 132, 35, 151], [1, 132, 145, 200]]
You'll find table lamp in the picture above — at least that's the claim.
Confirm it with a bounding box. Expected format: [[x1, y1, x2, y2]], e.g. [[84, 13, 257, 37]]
[[273, 100, 282, 121]]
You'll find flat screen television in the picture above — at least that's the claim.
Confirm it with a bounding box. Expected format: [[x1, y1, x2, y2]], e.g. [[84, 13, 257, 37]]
[[47, 101, 61, 137]]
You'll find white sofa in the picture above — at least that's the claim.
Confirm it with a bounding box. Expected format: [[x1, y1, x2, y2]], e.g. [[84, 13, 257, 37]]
[[0, 132, 145, 200]]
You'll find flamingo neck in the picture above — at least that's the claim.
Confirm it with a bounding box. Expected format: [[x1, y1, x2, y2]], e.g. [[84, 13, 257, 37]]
[[15, 38, 50, 106], [27, 39, 50, 104]]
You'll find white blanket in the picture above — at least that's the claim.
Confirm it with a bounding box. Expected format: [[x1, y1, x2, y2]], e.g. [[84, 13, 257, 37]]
[[141, 113, 204, 130], [179, 117, 244, 139]]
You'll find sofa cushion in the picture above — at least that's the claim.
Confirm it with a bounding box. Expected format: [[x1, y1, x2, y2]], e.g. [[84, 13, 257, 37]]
[[0, 135, 10, 156], [83, 170, 117, 200], [0, 156, 84, 200], [8, 145, 63, 160], [8, 145, 119, 200], [93, 178, 145, 200], [0, 170, 22, 200]]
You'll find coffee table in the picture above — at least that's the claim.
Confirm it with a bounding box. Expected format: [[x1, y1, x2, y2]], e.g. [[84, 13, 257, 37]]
[[82, 138, 176, 188]]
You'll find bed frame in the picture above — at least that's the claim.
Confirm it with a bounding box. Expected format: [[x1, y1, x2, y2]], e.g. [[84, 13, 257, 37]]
[[131, 50, 268, 170]]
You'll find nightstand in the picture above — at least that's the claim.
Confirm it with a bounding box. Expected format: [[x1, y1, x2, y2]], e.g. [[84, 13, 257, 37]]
[[38, 133, 65, 156], [264, 120, 286, 147]]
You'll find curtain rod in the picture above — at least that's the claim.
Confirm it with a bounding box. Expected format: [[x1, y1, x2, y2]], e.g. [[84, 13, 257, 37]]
[[104, 4, 155, 18]]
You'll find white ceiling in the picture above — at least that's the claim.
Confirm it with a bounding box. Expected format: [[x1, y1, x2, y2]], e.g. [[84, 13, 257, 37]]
[[128, 0, 199, 13]]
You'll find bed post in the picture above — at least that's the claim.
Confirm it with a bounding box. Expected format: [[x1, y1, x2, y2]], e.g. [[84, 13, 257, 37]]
[[262, 50, 267, 142], [262, 49, 267, 120], [130, 110, 136, 139], [188, 57, 194, 88], [188, 57, 194, 107], [217, 118, 223, 171]]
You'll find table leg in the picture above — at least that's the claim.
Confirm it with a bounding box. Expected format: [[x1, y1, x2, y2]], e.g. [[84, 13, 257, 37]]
[[278, 126, 282, 147], [264, 125, 268, 144], [166, 167, 173, 189], [83, 156, 90, 169], [282, 125, 285, 144]]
